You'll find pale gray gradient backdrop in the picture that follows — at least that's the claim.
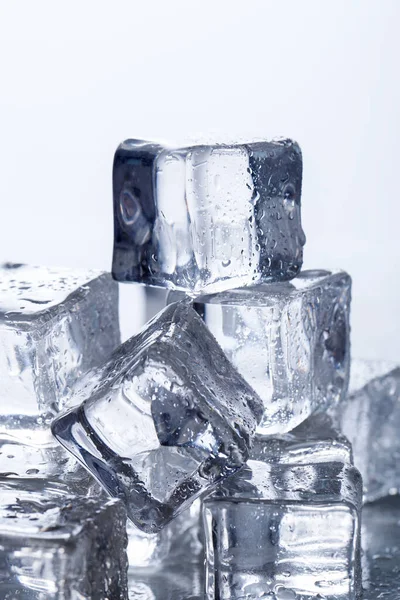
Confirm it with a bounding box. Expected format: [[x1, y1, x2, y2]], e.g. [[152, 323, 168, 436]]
[[0, 0, 398, 359]]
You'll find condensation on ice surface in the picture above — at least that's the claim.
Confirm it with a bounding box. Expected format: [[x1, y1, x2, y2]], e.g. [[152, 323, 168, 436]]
[[112, 138, 305, 294]]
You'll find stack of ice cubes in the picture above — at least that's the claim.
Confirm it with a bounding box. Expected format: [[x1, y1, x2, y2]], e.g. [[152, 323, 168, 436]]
[[0, 138, 399, 599]]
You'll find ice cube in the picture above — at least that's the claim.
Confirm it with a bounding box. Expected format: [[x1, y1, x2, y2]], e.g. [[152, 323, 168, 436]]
[[170, 269, 351, 434], [203, 460, 362, 600], [0, 264, 120, 446], [112, 138, 305, 294], [252, 412, 353, 466], [51, 301, 263, 533], [0, 479, 128, 599], [330, 359, 400, 502]]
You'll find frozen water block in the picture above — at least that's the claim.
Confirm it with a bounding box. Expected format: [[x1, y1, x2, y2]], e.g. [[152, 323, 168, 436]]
[[0, 264, 120, 446], [0, 479, 128, 599], [171, 269, 351, 434], [51, 302, 263, 533], [112, 138, 305, 294], [203, 460, 362, 600], [330, 359, 400, 502]]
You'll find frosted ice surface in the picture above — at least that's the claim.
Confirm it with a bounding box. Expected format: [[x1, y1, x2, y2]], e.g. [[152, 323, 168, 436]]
[[52, 302, 263, 533], [0, 264, 120, 446], [0, 479, 128, 599], [171, 269, 351, 434], [112, 138, 305, 294], [331, 359, 400, 502], [203, 460, 362, 600]]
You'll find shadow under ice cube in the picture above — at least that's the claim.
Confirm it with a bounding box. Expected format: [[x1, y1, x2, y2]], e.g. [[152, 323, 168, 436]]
[[203, 460, 362, 600], [52, 302, 263, 533], [0, 479, 128, 599], [112, 138, 305, 294], [172, 269, 351, 434]]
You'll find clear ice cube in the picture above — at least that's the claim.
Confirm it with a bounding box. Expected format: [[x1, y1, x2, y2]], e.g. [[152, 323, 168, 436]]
[[252, 412, 353, 466], [0, 264, 120, 446], [0, 479, 128, 599], [112, 138, 305, 294], [170, 269, 351, 434], [330, 358, 400, 502], [51, 301, 263, 533], [203, 460, 362, 600]]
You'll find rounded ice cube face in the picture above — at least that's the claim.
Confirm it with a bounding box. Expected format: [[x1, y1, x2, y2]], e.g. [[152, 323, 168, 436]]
[[0, 264, 120, 446], [112, 138, 305, 294], [185, 269, 351, 434], [52, 302, 263, 533]]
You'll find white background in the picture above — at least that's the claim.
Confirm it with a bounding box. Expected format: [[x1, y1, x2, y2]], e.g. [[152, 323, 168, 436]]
[[0, 0, 398, 359]]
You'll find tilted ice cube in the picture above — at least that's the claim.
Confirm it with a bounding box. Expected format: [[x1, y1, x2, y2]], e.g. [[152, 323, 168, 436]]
[[252, 412, 353, 466], [330, 359, 400, 502], [171, 269, 351, 434], [0, 264, 120, 446], [0, 479, 128, 599], [203, 460, 362, 600], [112, 138, 305, 294], [51, 302, 263, 533]]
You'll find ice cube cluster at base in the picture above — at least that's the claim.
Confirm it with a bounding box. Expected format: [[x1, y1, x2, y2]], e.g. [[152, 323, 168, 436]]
[[52, 301, 263, 532], [112, 138, 305, 294], [1, 132, 399, 598], [330, 359, 400, 502], [170, 268, 351, 434], [0, 479, 128, 599], [0, 263, 120, 446]]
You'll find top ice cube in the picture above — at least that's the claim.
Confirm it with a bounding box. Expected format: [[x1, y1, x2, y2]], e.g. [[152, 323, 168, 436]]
[[112, 138, 305, 294]]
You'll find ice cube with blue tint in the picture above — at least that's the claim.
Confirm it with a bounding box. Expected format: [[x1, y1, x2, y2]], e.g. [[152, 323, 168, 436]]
[[112, 138, 305, 294], [203, 459, 362, 600], [170, 269, 351, 434], [0, 264, 120, 447], [52, 302, 263, 533]]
